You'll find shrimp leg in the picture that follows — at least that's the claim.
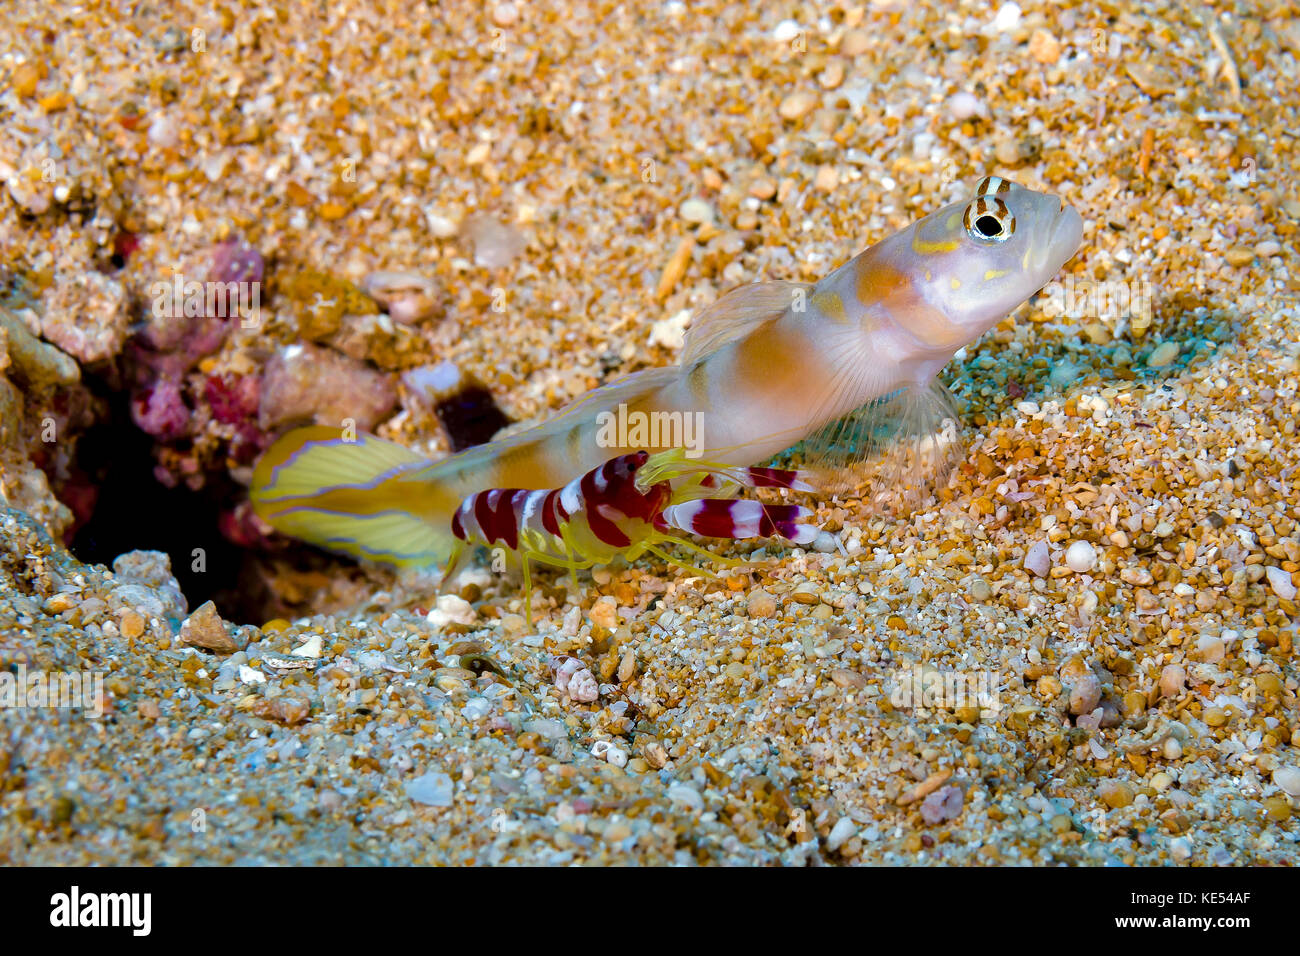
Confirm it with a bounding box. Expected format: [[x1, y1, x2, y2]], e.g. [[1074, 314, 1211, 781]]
[[520, 552, 535, 627], [642, 543, 715, 577], [437, 540, 469, 594], [655, 535, 746, 569], [557, 523, 584, 592], [518, 547, 596, 626]]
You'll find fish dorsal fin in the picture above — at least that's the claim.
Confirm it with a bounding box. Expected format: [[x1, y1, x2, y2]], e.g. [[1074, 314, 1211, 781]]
[[680, 280, 811, 367]]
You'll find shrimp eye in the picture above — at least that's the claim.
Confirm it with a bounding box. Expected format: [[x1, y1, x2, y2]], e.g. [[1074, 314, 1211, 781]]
[[963, 197, 1015, 243]]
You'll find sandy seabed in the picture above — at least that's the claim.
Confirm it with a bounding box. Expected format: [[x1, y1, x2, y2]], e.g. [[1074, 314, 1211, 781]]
[[1, 0, 1298, 864]]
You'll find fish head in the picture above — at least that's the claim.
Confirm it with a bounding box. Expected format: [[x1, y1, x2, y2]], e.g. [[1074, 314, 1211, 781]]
[[890, 176, 1083, 348]]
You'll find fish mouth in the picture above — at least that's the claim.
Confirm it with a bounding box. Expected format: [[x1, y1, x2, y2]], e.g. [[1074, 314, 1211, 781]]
[[1049, 205, 1084, 264]]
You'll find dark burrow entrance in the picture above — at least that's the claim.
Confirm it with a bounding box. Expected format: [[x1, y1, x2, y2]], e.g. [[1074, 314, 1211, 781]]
[[61, 385, 338, 626], [68, 388, 248, 621], [58, 354, 515, 626], [62, 385, 405, 627]]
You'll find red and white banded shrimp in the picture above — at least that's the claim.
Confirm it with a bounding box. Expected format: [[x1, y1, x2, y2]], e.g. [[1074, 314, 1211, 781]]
[[443, 448, 818, 622]]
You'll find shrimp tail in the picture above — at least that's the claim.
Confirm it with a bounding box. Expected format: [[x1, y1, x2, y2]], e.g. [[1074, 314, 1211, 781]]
[[658, 498, 819, 545], [250, 425, 460, 566]]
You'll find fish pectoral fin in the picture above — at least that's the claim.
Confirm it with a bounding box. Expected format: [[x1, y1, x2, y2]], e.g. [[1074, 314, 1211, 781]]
[[777, 377, 964, 512], [680, 279, 812, 366]]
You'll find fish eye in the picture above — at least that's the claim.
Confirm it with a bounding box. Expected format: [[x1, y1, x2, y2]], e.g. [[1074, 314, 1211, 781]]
[[963, 197, 1015, 243]]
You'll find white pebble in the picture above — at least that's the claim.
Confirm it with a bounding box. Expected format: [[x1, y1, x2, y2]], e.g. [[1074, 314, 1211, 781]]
[[147, 113, 179, 148], [1265, 565, 1297, 600], [946, 91, 983, 121], [291, 633, 322, 658], [1170, 837, 1192, 862], [1273, 766, 1300, 797], [911, 132, 936, 160], [649, 309, 690, 350], [405, 770, 454, 806], [679, 198, 714, 224], [1065, 540, 1096, 573], [427, 211, 459, 238], [1024, 540, 1050, 578], [491, 2, 519, 27], [826, 816, 858, 852], [1194, 633, 1225, 663], [426, 594, 476, 628], [590, 740, 627, 767], [666, 783, 704, 812], [992, 1, 1021, 33], [1147, 341, 1180, 368], [1159, 664, 1187, 698], [1068, 672, 1102, 716], [812, 531, 839, 553], [772, 19, 802, 43]]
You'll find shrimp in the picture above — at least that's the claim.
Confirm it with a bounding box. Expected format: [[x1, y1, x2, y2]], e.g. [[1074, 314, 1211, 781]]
[[442, 448, 817, 623]]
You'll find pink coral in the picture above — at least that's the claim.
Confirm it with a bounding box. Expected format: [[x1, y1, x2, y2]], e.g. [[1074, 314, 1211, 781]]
[[228, 421, 267, 465], [131, 377, 189, 441], [132, 233, 264, 375], [123, 235, 270, 488], [204, 374, 260, 425], [218, 500, 277, 549], [210, 235, 264, 286]]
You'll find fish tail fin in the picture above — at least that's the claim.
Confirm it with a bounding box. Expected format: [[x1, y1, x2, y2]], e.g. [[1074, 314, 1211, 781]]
[[250, 425, 460, 567]]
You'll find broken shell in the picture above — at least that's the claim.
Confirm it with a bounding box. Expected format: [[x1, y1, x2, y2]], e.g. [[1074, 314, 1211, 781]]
[[291, 634, 323, 658], [460, 653, 507, 680], [641, 739, 669, 768], [591, 740, 628, 767], [1273, 765, 1300, 797], [361, 270, 442, 325], [261, 651, 320, 672]]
